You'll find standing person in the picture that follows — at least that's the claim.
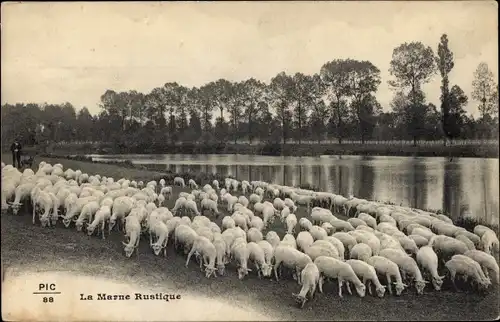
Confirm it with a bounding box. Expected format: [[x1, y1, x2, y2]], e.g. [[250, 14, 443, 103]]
[[10, 138, 22, 168]]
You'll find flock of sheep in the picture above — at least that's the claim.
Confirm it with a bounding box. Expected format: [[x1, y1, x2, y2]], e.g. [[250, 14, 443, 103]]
[[1, 160, 499, 309]]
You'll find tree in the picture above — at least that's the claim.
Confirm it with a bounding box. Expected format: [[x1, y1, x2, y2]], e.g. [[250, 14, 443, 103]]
[[388, 42, 436, 145], [320, 59, 356, 144], [76, 107, 94, 142], [471, 62, 497, 118], [308, 100, 328, 143], [348, 60, 381, 143], [444, 85, 468, 141], [436, 34, 455, 145], [290, 73, 317, 143], [270, 72, 295, 146], [240, 78, 268, 143]]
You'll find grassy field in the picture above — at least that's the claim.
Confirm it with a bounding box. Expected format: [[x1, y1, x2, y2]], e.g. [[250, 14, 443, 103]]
[[1, 156, 499, 320]]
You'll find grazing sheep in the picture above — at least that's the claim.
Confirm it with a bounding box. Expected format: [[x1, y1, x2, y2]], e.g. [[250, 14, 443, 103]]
[[173, 177, 186, 188], [292, 263, 320, 308], [464, 250, 499, 284], [266, 231, 281, 249], [346, 259, 386, 298], [286, 213, 298, 234], [186, 236, 217, 278], [408, 234, 429, 248], [314, 256, 366, 298], [273, 245, 312, 283], [366, 256, 407, 296], [416, 246, 445, 291], [350, 243, 373, 262], [309, 225, 328, 241], [231, 238, 252, 280], [445, 256, 490, 291], [174, 224, 199, 255], [297, 231, 314, 253], [247, 242, 272, 278], [247, 227, 263, 243], [86, 206, 111, 239], [332, 232, 358, 254], [123, 215, 141, 258], [379, 248, 428, 295]]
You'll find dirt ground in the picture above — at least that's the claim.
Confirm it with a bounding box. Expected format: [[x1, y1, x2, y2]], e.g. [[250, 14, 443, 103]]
[[1, 156, 499, 320]]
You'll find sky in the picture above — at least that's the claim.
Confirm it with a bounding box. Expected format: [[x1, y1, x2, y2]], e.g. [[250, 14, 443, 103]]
[[1, 1, 498, 118]]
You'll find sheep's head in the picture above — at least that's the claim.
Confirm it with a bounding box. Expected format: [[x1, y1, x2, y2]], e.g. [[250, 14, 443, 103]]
[[109, 218, 117, 230], [217, 263, 225, 276], [87, 224, 96, 236], [237, 266, 252, 280], [394, 281, 408, 296], [75, 220, 85, 232], [375, 285, 386, 298], [62, 217, 72, 228], [291, 293, 307, 308], [261, 263, 272, 277], [355, 283, 366, 297], [9, 202, 23, 215], [204, 264, 217, 278], [151, 243, 163, 256], [40, 214, 50, 228], [50, 213, 59, 226], [432, 275, 445, 291], [122, 242, 135, 258], [415, 280, 429, 295]]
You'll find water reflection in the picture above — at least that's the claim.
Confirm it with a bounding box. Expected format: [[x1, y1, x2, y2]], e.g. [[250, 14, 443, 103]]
[[89, 154, 499, 226]]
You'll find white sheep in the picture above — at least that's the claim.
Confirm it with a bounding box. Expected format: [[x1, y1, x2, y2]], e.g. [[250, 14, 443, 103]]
[[173, 177, 185, 188], [109, 196, 134, 232], [257, 240, 274, 276], [346, 259, 386, 298], [212, 233, 227, 275], [75, 201, 100, 232], [379, 248, 428, 295], [247, 227, 263, 243], [266, 231, 281, 249], [231, 212, 248, 231], [148, 220, 170, 257], [280, 233, 297, 249], [33, 191, 53, 227], [186, 236, 217, 278], [86, 205, 111, 239], [331, 232, 358, 254], [416, 246, 445, 291], [350, 243, 373, 262], [247, 242, 272, 278], [305, 242, 340, 262], [408, 234, 429, 248], [123, 215, 141, 258], [8, 182, 35, 215], [296, 231, 314, 253], [455, 234, 476, 251], [366, 256, 407, 296], [212, 180, 220, 190], [292, 263, 320, 308], [174, 224, 199, 255], [480, 230, 499, 255], [273, 245, 312, 283], [314, 256, 366, 298], [200, 198, 220, 217], [445, 256, 490, 291], [464, 250, 499, 284], [309, 225, 328, 241], [231, 238, 252, 280], [299, 217, 313, 231], [285, 213, 298, 234]]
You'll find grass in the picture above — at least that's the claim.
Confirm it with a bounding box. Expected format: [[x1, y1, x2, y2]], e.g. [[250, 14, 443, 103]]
[[1, 155, 499, 320]]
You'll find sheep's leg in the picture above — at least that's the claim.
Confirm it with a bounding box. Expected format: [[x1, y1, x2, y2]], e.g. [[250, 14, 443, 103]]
[[296, 268, 302, 285], [32, 205, 36, 224], [101, 222, 106, 240], [450, 271, 458, 292], [310, 282, 317, 299], [274, 262, 281, 281], [318, 276, 324, 293], [185, 247, 196, 268], [338, 280, 343, 298], [365, 279, 372, 296], [386, 275, 393, 295], [346, 281, 353, 295], [256, 263, 261, 279]]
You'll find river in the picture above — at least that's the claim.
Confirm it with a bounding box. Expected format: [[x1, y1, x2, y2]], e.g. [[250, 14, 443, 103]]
[[87, 154, 499, 227]]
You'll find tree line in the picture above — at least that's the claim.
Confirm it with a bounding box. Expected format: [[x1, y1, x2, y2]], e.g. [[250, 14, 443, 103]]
[[2, 35, 498, 151]]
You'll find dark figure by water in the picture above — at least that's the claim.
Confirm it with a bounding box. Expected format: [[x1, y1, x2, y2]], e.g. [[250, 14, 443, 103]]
[[10, 139, 22, 168]]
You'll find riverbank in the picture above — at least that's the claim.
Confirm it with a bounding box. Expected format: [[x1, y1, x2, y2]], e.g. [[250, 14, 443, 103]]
[[30, 141, 500, 158], [2, 155, 498, 321]]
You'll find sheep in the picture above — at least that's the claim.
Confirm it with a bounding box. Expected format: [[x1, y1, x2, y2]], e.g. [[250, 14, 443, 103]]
[[428, 235, 469, 263], [284, 198, 297, 212], [61, 196, 98, 228], [305, 242, 340, 262], [395, 235, 419, 255], [473, 225, 495, 238], [309, 226, 328, 241], [221, 216, 236, 230], [75, 201, 101, 232], [221, 227, 246, 257], [247, 227, 263, 243], [247, 242, 272, 278], [348, 218, 367, 229], [257, 240, 274, 276], [213, 233, 227, 276], [350, 243, 373, 262], [480, 230, 499, 255], [455, 234, 476, 251], [172, 197, 187, 216], [299, 217, 313, 231], [346, 259, 386, 298], [188, 179, 198, 190], [174, 224, 199, 255], [412, 227, 435, 241], [280, 206, 291, 222], [266, 231, 281, 249], [273, 245, 312, 283], [148, 220, 170, 257], [445, 256, 491, 291], [285, 213, 298, 234], [249, 216, 264, 232], [231, 212, 248, 231], [231, 238, 252, 280], [8, 182, 35, 215], [33, 191, 53, 227], [416, 246, 445, 291], [248, 193, 262, 205], [173, 177, 186, 188], [409, 234, 429, 248], [184, 200, 201, 217], [314, 256, 366, 298], [297, 231, 314, 253], [292, 263, 320, 308], [464, 250, 499, 284], [358, 213, 377, 229], [86, 206, 111, 239], [200, 198, 220, 217], [379, 248, 428, 295], [455, 230, 481, 247], [261, 206, 275, 228], [332, 232, 358, 254], [280, 234, 297, 249], [238, 196, 249, 208], [109, 196, 134, 232], [366, 256, 407, 296], [123, 215, 141, 258], [212, 180, 220, 190], [186, 236, 217, 278], [350, 230, 381, 256]]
